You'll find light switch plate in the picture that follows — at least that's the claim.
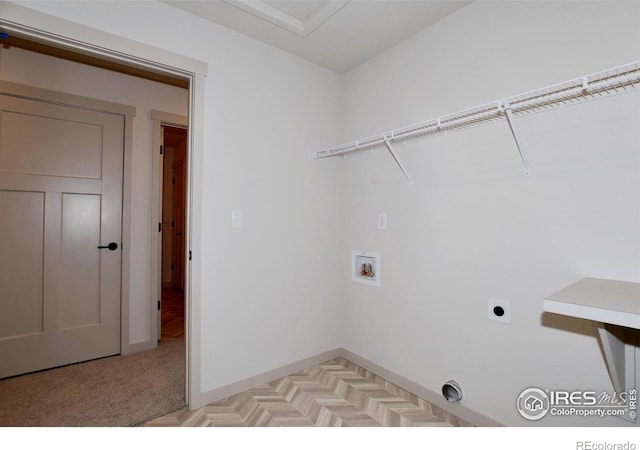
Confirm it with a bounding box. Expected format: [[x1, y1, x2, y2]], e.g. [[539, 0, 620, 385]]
[[378, 213, 388, 230], [231, 210, 243, 228]]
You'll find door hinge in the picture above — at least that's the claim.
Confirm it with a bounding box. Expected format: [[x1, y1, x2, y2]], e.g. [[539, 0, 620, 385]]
[[160, 145, 164, 155], [172, 178, 175, 185], [171, 263, 174, 270], [157, 300, 161, 311], [189, 250, 192, 261], [159, 222, 162, 232]]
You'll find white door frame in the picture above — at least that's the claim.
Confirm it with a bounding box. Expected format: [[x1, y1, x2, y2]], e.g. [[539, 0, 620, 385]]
[[0, 4, 208, 409]]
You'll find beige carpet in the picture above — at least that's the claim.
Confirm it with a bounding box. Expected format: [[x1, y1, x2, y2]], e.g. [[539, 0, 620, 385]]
[[0, 338, 185, 427]]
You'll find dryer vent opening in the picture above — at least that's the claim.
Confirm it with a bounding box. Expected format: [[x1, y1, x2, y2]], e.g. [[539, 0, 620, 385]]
[[442, 380, 462, 403]]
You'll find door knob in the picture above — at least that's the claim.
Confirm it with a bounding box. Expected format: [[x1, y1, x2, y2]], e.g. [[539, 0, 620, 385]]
[[97, 242, 118, 251]]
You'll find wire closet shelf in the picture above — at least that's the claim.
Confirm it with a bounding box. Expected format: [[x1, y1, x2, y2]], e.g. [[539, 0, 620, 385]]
[[313, 60, 640, 184]]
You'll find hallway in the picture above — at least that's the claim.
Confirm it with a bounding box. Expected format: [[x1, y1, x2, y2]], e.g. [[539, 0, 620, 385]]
[[161, 287, 184, 342]]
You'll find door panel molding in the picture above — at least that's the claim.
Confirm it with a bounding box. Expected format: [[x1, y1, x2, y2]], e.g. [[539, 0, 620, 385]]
[[0, 190, 45, 339], [0, 85, 136, 362], [0, 89, 127, 378]]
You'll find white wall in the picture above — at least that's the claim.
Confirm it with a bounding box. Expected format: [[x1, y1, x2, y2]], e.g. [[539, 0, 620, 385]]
[[2, 0, 344, 396], [0, 46, 188, 345], [341, 1, 640, 426]]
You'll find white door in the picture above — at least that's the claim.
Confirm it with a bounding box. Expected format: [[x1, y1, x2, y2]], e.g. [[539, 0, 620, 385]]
[[0, 92, 123, 378]]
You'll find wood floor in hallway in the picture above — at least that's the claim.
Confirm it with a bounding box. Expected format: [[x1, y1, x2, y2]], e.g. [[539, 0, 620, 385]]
[[161, 286, 184, 342], [145, 357, 470, 427]]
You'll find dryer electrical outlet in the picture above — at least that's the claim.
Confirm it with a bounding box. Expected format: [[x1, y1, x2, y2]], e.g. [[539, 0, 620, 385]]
[[488, 299, 511, 324]]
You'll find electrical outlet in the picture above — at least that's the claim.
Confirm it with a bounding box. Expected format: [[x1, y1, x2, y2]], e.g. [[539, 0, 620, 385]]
[[488, 299, 511, 324], [378, 213, 387, 230]]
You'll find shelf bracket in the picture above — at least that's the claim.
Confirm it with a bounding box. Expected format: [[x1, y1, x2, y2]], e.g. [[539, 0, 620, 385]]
[[503, 106, 531, 176], [596, 323, 638, 422], [597, 323, 630, 394], [383, 139, 414, 187]]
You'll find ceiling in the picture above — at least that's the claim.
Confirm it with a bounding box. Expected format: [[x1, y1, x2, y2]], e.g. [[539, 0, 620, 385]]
[[163, 0, 472, 73]]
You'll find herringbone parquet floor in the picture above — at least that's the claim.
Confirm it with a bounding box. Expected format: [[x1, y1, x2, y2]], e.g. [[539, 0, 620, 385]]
[[145, 357, 470, 427]]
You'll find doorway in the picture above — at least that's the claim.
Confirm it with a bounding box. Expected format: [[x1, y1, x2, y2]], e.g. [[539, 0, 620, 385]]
[[0, 11, 207, 407], [160, 125, 188, 342]]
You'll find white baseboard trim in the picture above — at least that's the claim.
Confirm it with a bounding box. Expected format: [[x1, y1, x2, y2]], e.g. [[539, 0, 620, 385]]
[[199, 348, 343, 407], [198, 346, 503, 427], [338, 348, 504, 427], [121, 338, 157, 356]]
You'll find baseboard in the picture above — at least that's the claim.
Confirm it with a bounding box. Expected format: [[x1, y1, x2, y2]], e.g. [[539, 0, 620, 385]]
[[121, 338, 157, 356], [338, 348, 504, 427], [197, 346, 503, 427], [199, 348, 343, 407]]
